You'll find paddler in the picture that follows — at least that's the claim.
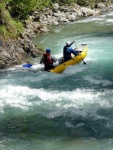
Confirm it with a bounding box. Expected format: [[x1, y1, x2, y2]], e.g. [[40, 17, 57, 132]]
[[63, 41, 79, 62], [40, 49, 57, 71]]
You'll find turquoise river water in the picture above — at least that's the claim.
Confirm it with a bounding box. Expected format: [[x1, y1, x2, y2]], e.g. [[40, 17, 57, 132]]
[[0, 10, 113, 150]]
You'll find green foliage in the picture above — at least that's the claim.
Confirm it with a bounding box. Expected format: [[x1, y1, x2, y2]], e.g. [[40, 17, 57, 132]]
[[61, 0, 76, 4], [0, 26, 7, 38], [36, 0, 52, 10], [8, 0, 37, 19], [0, 3, 23, 38], [7, 0, 77, 19], [52, 0, 76, 3], [12, 19, 23, 36], [76, 0, 102, 8], [0, 25, 16, 39]]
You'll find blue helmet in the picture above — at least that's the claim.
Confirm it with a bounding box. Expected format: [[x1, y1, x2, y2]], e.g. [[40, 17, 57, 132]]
[[46, 49, 51, 53]]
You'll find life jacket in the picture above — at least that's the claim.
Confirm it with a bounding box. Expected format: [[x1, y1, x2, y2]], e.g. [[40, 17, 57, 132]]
[[43, 53, 53, 64]]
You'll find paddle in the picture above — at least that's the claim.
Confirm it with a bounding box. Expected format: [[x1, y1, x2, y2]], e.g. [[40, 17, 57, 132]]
[[23, 63, 32, 68], [74, 44, 86, 65]]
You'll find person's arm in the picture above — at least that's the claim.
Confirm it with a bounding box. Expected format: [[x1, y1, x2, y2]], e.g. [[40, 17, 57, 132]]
[[69, 41, 75, 47], [71, 49, 79, 56], [67, 47, 78, 56]]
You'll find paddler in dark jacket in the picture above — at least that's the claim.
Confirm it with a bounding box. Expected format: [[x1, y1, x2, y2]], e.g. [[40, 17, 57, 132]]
[[63, 41, 79, 62], [40, 49, 56, 71]]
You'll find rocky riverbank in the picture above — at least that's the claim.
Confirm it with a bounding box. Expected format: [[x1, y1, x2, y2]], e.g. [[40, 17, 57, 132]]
[[0, 2, 113, 69]]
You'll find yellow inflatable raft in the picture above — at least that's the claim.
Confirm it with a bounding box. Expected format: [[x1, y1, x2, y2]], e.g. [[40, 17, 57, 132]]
[[49, 44, 88, 73]]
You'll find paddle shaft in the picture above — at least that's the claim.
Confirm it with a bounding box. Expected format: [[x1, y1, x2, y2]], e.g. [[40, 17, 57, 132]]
[[75, 45, 86, 64]]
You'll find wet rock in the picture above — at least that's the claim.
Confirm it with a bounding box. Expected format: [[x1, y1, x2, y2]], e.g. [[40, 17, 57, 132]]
[[53, 3, 59, 10], [96, 3, 106, 9]]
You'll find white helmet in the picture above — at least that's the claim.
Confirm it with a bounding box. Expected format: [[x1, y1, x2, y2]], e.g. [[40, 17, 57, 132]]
[[66, 41, 70, 46]]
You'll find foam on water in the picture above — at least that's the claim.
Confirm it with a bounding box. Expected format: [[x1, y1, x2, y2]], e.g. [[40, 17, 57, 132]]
[[76, 17, 104, 23], [106, 19, 113, 22], [106, 11, 113, 16], [84, 76, 113, 86], [0, 84, 112, 115]]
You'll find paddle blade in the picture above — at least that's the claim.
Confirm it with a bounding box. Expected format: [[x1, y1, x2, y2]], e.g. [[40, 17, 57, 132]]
[[23, 63, 32, 68], [83, 61, 86, 64]]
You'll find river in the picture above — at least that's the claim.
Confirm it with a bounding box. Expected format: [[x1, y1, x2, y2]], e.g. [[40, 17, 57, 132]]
[[0, 10, 113, 150]]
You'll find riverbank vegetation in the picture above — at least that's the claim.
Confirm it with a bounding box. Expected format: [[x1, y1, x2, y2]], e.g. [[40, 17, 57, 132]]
[[0, 0, 110, 40]]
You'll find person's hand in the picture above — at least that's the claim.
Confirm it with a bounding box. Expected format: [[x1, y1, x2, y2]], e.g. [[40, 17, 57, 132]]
[[73, 40, 75, 43]]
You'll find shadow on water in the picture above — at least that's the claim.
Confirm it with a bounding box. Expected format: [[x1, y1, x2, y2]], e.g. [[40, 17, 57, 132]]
[[1, 107, 113, 140]]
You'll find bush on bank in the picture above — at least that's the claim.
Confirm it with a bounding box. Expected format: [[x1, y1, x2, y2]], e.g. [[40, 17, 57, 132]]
[[0, 0, 111, 39], [0, 1, 23, 39]]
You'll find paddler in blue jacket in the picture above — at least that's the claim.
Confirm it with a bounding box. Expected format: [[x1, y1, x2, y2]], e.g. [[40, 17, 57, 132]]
[[63, 41, 79, 62]]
